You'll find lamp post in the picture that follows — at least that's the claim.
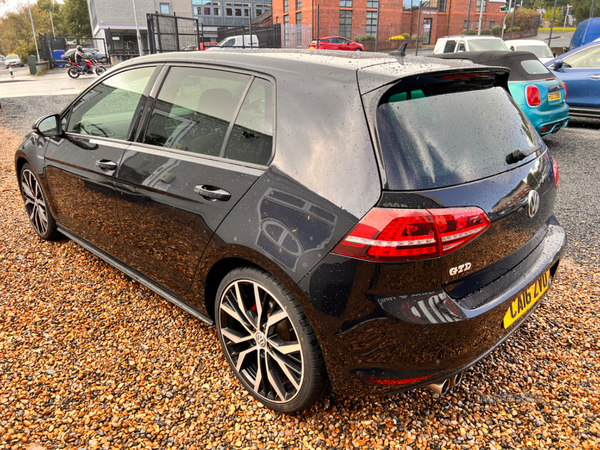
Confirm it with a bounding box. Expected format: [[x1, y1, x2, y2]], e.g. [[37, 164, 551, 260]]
[[48, 10, 56, 37], [28, 0, 41, 63], [131, 0, 144, 56]]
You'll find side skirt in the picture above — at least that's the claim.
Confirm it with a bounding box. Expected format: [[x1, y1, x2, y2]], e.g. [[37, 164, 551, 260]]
[[57, 225, 214, 326]]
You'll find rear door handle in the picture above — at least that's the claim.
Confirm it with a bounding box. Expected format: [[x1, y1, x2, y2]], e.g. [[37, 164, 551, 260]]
[[194, 185, 231, 201], [590, 75, 600, 80], [96, 159, 117, 171]]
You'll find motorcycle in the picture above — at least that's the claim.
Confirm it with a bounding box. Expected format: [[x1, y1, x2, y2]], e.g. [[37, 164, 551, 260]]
[[67, 60, 106, 78]]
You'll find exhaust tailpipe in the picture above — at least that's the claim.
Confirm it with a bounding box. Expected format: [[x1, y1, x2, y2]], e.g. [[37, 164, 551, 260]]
[[426, 378, 450, 396], [448, 371, 463, 390], [427, 372, 464, 396]]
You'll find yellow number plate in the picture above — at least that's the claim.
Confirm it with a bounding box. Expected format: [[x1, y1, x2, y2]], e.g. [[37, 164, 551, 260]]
[[548, 92, 561, 102], [503, 270, 550, 329]]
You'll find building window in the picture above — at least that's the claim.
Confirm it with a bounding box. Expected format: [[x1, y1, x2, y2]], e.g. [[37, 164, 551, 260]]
[[204, 7, 211, 15], [256, 8, 262, 15], [235, 8, 242, 16], [296, 12, 302, 45], [490, 21, 495, 28], [226, 7, 233, 15], [366, 11, 377, 37], [367, 0, 378, 8], [296, 0, 302, 10], [284, 0, 288, 13], [340, 0, 352, 7], [476, 0, 486, 13], [284, 15, 289, 46], [276, 16, 279, 23], [339, 10, 352, 39], [463, 20, 468, 29], [438, 0, 446, 12], [160, 3, 170, 14], [214, 7, 220, 15]]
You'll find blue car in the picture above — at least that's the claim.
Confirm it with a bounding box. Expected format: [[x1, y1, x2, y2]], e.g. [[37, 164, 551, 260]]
[[434, 51, 569, 135], [546, 41, 600, 119]]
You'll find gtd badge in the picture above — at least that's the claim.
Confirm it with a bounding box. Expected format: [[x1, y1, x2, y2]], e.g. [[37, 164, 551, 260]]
[[528, 190, 540, 218]]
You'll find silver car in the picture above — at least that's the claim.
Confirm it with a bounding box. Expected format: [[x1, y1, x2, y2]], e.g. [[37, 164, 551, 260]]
[[5, 54, 23, 68]]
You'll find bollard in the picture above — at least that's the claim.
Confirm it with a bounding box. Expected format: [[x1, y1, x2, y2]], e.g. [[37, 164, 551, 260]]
[[9, 64, 13, 77]]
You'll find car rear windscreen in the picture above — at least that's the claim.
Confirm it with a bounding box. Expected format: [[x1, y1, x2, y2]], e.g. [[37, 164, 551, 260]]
[[377, 72, 541, 190]]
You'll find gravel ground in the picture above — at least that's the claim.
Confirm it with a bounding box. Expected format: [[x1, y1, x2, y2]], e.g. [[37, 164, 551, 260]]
[[1, 98, 599, 450]]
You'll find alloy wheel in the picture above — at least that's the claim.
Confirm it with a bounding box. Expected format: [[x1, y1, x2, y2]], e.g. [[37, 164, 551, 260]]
[[20, 168, 49, 236], [217, 279, 304, 404]]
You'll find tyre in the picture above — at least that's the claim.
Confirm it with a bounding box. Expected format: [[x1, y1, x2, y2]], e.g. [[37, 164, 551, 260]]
[[67, 67, 80, 79], [354, 48, 362, 51], [95, 66, 107, 76], [215, 267, 329, 412], [19, 163, 60, 240]]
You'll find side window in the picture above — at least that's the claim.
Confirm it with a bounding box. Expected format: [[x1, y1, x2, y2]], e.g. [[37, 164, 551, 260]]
[[563, 46, 600, 68], [443, 40, 456, 53], [457, 42, 466, 52], [225, 78, 274, 165], [67, 67, 155, 140], [143, 66, 250, 156]]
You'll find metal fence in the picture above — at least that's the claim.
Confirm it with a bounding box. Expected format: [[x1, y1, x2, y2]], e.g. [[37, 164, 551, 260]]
[[217, 25, 282, 48], [38, 34, 109, 68], [147, 13, 285, 52], [147, 13, 203, 53]]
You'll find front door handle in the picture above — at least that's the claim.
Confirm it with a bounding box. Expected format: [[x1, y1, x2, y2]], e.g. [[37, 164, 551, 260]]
[[96, 159, 117, 171], [590, 74, 600, 80], [194, 185, 231, 201]]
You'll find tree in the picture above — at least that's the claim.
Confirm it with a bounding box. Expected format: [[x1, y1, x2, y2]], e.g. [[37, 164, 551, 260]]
[[0, 3, 54, 58], [60, 0, 92, 36]]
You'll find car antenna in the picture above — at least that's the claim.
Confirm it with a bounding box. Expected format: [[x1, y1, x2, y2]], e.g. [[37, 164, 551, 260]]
[[390, 42, 408, 57]]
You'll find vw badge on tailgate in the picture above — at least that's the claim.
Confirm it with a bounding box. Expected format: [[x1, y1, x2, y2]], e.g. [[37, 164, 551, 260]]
[[528, 190, 540, 218]]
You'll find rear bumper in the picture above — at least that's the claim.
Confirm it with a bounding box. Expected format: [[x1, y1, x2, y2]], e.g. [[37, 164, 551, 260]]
[[300, 216, 566, 395], [525, 104, 570, 135]]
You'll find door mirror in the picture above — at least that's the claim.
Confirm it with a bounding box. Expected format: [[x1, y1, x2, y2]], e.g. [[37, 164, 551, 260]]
[[33, 114, 63, 137], [553, 60, 564, 70]]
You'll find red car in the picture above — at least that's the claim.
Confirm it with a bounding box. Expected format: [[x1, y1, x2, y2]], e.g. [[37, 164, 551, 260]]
[[309, 36, 364, 51]]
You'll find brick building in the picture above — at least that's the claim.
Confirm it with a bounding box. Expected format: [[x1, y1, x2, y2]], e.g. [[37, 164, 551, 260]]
[[271, 0, 509, 48]]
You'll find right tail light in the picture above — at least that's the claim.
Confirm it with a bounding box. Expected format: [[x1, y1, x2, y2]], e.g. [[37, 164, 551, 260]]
[[332, 207, 491, 262]]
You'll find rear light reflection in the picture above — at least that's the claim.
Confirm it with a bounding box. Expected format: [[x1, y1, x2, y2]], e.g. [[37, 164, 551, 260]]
[[552, 158, 560, 189], [563, 82, 567, 100], [526, 85, 541, 107], [333, 207, 491, 262], [366, 375, 432, 385]]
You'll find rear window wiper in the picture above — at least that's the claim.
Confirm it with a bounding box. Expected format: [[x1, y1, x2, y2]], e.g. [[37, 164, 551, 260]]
[[506, 146, 540, 164]]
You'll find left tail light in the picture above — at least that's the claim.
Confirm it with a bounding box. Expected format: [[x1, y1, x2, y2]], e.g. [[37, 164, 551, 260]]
[[332, 207, 491, 262], [526, 85, 541, 107]]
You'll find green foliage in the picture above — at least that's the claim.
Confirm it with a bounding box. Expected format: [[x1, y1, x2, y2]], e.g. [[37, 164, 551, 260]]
[[503, 8, 541, 31], [460, 29, 477, 35], [60, 0, 92, 36], [401, 33, 410, 39], [481, 28, 491, 35], [0, 3, 56, 57], [491, 25, 502, 36], [355, 34, 376, 41], [540, 0, 599, 22]]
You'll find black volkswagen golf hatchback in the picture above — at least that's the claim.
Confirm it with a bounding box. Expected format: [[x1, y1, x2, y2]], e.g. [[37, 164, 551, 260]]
[[15, 50, 566, 412]]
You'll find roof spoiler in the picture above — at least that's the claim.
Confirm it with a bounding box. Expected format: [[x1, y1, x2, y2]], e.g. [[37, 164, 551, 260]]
[[389, 42, 408, 57]]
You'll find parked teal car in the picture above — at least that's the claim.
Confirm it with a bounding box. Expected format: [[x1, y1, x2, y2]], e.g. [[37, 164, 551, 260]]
[[433, 51, 569, 135]]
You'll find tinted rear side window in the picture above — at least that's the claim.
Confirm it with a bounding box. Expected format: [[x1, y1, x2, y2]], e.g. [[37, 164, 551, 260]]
[[376, 73, 540, 190], [520, 59, 551, 75]]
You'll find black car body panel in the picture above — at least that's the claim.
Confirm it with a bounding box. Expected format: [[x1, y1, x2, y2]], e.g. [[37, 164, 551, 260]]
[[15, 50, 566, 406]]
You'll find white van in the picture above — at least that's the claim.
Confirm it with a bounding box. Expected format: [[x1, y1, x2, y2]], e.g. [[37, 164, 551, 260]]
[[432, 35, 508, 54], [214, 35, 259, 48]]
